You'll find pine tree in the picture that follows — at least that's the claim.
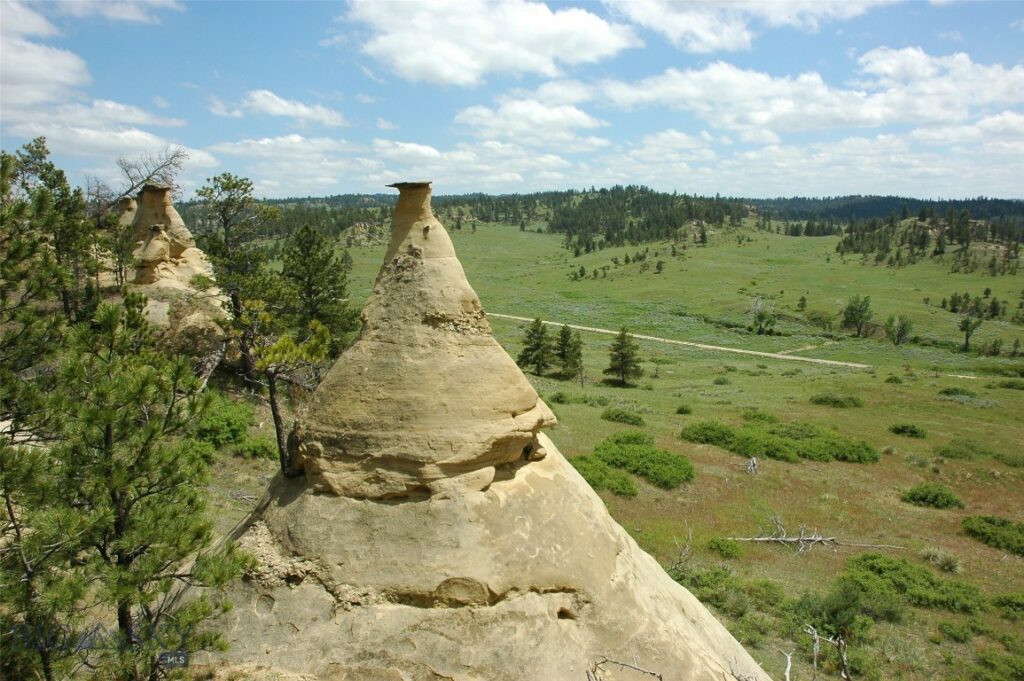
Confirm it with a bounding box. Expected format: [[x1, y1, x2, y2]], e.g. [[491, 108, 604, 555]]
[[195, 173, 280, 379], [604, 327, 643, 386], [281, 223, 358, 356], [516, 318, 553, 375], [46, 295, 249, 679], [555, 324, 584, 383]]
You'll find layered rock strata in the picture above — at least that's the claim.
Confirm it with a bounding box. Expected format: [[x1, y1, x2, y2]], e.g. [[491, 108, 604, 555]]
[[210, 182, 771, 681]]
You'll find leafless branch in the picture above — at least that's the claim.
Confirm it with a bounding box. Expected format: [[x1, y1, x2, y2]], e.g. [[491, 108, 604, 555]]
[[727, 513, 905, 554], [778, 649, 793, 681], [116, 146, 189, 200], [727, 658, 759, 681], [589, 656, 663, 680], [667, 524, 694, 574]]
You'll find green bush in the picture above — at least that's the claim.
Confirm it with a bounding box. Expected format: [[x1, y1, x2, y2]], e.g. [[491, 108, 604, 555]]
[[938, 620, 973, 643], [997, 378, 1024, 390], [768, 421, 879, 463], [594, 433, 695, 489], [568, 456, 637, 497], [938, 386, 977, 398], [182, 439, 217, 464], [994, 451, 1024, 468], [810, 392, 864, 408], [707, 537, 744, 559], [730, 429, 800, 462], [193, 391, 253, 447], [675, 404, 693, 415], [740, 408, 779, 424], [843, 553, 984, 614], [962, 516, 1024, 556], [889, 423, 926, 438], [885, 375, 904, 384], [606, 430, 652, 446], [232, 437, 277, 460], [547, 392, 609, 407], [935, 437, 995, 460], [902, 482, 963, 509], [993, 593, 1024, 621], [680, 420, 736, 448], [712, 376, 731, 385], [600, 407, 645, 426]]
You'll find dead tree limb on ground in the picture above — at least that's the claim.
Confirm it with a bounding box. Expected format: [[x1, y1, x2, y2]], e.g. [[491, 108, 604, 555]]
[[778, 649, 793, 681], [727, 513, 906, 555]]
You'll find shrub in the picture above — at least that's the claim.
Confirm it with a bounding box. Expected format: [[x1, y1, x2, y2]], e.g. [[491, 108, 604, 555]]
[[675, 404, 693, 415], [707, 537, 744, 559], [938, 386, 977, 398], [962, 516, 1024, 556], [600, 407, 645, 426], [921, 547, 962, 573], [740, 408, 779, 424], [730, 429, 800, 462], [232, 437, 277, 460], [193, 390, 253, 447], [997, 379, 1024, 390], [594, 433, 695, 489], [994, 451, 1024, 468], [712, 376, 731, 385], [938, 620, 973, 643], [902, 482, 963, 509], [183, 439, 217, 464], [938, 393, 998, 408], [843, 553, 984, 614], [890, 423, 926, 438], [810, 392, 864, 408], [993, 593, 1024, 621], [680, 420, 736, 448], [885, 375, 904, 384], [547, 392, 609, 407], [935, 438, 995, 460], [569, 456, 637, 497]]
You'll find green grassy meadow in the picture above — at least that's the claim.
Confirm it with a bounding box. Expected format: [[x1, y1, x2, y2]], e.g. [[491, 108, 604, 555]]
[[218, 219, 1023, 680]]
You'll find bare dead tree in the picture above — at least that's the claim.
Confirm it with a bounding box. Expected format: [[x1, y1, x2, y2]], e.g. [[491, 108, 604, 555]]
[[587, 656, 663, 680], [667, 524, 694, 575], [746, 456, 759, 474], [778, 649, 793, 681], [804, 624, 853, 681], [115, 146, 189, 200], [727, 513, 905, 555]]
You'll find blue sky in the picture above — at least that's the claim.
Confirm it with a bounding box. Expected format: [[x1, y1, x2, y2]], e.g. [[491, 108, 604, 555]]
[[2, 0, 1022, 199]]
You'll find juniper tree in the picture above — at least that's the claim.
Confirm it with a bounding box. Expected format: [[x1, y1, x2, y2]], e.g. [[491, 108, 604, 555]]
[[604, 328, 643, 386], [517, 318, 554, 375]]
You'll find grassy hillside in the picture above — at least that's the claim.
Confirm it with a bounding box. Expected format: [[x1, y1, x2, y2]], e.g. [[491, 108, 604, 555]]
[[215, 219, 1023, 680]]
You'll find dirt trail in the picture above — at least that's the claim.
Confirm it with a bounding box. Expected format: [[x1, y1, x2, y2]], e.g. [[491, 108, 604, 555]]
[[488, 313, 871, 369]]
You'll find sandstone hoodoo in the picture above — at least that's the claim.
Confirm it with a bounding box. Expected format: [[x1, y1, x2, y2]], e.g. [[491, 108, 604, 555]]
[[126, 183, 224, 359], [210, 182, 770, 681], [131, 183, 214, 288]]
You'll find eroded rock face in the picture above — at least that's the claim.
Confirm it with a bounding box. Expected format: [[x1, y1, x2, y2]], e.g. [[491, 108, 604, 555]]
[[207, 182, 771, 681], [126, 184, 224, 358], [288, 181, 555, 500], [131, 184, 213, 288]]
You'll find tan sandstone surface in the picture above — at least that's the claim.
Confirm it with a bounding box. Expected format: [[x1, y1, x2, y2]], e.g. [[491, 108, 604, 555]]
[[206, 182, 771, 681], [126, 184, 224, 357]]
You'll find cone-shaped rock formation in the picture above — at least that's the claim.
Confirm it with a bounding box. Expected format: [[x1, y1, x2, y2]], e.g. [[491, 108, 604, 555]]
[[289, 181, 555, 499], [209, 183, 771, 681]]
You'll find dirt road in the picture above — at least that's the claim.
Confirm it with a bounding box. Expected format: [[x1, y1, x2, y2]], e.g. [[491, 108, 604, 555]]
[[488, 313, 871, 369]]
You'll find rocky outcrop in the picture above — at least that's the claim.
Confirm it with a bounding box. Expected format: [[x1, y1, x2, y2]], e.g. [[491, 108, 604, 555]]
[[127, 184, 224, 358], [131, 183, 214, 288], [207, 182, 771, 681]]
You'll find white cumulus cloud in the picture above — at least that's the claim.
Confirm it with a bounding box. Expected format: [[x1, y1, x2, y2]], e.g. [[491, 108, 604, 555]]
[[346, 0, 639, 86], [209, 89, 348, 127]]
